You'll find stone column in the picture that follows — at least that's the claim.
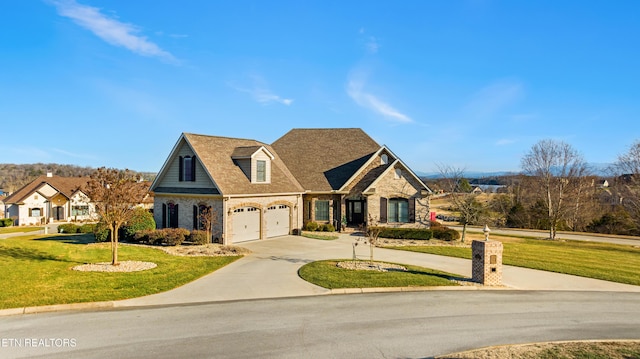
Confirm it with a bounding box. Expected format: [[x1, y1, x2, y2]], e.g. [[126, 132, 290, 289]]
[[472, 240, 503, 286]]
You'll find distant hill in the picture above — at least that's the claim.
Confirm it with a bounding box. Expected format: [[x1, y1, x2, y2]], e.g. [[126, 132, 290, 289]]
[[0, 163, 156, 194], [418, 163, 612, 180]]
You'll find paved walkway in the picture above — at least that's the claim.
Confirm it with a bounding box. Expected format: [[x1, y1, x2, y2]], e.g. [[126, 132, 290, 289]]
[[116, 234, 640, 308]]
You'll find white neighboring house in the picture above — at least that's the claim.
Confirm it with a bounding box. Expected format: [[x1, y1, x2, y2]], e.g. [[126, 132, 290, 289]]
[[3, 173, 98, 226]]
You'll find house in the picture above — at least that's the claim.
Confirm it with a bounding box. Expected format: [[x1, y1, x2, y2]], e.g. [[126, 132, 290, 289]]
[[151, 128, 432, 244], [3, 173, 97, 225]]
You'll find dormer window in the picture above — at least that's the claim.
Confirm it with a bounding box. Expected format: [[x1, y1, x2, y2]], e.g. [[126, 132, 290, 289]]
[[256, 160, 266, 182]]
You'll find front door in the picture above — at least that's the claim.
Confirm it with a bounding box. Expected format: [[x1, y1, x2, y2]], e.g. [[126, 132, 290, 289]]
[[54, 206, 65, 221], [346, 200, 365, 225]]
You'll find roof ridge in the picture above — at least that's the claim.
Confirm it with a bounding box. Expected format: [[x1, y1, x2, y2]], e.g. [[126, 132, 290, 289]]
[[183, 132, 268, 145]]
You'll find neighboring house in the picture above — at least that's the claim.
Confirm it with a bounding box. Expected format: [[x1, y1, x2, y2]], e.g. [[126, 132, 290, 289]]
[[2, 173, 97, 225], [151, 128, 432, 244], [0, 195, 5, 219]]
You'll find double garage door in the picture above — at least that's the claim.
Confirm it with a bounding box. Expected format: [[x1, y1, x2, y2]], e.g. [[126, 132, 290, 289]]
[[231, 205, 290, 243]]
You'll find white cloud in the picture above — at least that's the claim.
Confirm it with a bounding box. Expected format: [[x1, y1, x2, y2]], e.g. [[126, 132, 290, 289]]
[[52, 148, 98, 160], [230, 76, 293, 106], [49, 0, 178, 63], [346, 71, 412, 124]]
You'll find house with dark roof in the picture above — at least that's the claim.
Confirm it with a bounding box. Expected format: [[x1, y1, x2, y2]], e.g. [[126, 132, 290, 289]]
[[151, 128, 432, 244], [3, 173, 97, 225]]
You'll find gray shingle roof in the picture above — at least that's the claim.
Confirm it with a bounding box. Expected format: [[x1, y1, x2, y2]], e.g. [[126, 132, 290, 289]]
[[272, 128, 381, 191]]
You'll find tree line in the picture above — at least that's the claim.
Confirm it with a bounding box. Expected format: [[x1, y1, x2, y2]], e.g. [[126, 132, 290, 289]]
[[0, 163, 156, 194], [432, 139, 640, 239]]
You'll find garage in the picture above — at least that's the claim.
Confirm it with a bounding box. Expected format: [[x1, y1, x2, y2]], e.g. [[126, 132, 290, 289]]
[[231, 206, 260, 243], [265, 205, 290, 238]]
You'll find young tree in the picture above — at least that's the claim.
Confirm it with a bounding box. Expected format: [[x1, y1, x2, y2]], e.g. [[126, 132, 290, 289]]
[[436, 164, 482, 242], [83, 167, 149, 265], [197, 205, 218, 243], [521, 139, 589, 240]]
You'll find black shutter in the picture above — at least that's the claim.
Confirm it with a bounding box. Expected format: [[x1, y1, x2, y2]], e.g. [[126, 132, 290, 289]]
[[162, 204, 167, 228], [29, 208, 32, 217], [193, 205, 198, 230], [409, 197, 416, 223], [178, 156, 184, 181], [172, 204, 179, 228], [191, 155, 197, 182], [379, 197, 387, 223]]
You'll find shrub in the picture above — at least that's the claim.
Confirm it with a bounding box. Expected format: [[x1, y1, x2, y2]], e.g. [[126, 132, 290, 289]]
[[78, 223, 96, 234], [321, 223, 335, 232], [0, 218, 14, 227], [304, 221, 319, 231], [121, 208, 156, 242], [189, 230, 210, 245], [134, 229, 164, 245], [160, 228, 190, 246], [432, 228, 460, 241], [377, 227, 433, 240], [93, 222, 110, 242], [58, 223, 80, 234]]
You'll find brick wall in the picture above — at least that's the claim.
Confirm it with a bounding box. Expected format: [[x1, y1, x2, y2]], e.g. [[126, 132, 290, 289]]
[[471, 240, 503, 286]]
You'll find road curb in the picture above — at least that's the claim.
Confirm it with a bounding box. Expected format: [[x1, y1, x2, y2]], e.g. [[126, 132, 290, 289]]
[[0, 301, 115, 317]]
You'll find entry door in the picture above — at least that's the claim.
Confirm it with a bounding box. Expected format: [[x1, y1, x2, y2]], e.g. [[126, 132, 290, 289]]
[[347, 200, 365, 225], [54, 206, 65, 221]]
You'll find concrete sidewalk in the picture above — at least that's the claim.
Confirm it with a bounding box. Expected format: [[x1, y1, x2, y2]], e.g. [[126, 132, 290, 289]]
[[115, 234, 640, 308]]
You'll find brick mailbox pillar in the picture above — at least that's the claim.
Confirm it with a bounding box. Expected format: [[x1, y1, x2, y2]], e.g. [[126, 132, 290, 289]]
[[472, 240, 503, 286]]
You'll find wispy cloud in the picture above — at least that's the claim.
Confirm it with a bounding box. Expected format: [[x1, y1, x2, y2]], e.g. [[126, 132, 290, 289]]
[[52, 148, 98, 160], [230, 75, 293, 106], [465, 79, 524, 119], [49, 0, 178, 63], [346, 71, 412, 124]]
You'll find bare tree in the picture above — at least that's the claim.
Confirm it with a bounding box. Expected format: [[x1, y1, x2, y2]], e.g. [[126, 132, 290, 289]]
[[611, 140, 640, 225], [521, 139, 589, 240], [197, 205, 219, 243], [83, 168, 149, 265], [436, 164, 482, 242]]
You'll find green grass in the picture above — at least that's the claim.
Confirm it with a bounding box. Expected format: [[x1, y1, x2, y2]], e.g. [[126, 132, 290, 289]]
[[301, 232, 339, 240], [0, 233, 241, 309], [298, 260, 460, 289], [388, 236, 640, 286], [0, 226, 43, 234]]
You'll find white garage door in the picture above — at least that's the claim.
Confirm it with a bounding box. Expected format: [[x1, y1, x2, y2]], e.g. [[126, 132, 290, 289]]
[[266, 205, 290, 238], [231, 207, 260, 243]]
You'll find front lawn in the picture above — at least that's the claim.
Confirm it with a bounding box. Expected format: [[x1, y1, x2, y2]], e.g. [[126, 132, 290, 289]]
[[298, 260, 460, 289], [0, 234, 241, 309], [0, 226, 43, 234], [387, 233, 640, 286]]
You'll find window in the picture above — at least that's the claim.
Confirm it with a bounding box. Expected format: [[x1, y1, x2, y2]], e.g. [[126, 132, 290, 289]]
[[163, 203, 179, 228], [30, 208, 42, 217], [72, 205, 89, 216], [314, 200, 330, 221], [179, 156, 196, 182], [256, 160, 266, 182], [388, 198, 409, 223]]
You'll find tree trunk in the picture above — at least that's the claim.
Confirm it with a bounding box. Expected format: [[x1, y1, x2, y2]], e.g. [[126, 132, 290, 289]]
[[111, 224, 119, 266], [461, 221, 467, 243]]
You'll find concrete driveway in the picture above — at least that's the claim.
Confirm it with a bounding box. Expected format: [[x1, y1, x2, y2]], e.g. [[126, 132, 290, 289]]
[[116, 233, 640, 308]]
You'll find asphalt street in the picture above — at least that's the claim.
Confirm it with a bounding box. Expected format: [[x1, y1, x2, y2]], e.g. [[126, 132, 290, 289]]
[[1, 291, 639, 359]]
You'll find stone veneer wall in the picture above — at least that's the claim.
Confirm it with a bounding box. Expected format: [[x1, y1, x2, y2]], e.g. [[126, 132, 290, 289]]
[[471, 240, 503, 286]]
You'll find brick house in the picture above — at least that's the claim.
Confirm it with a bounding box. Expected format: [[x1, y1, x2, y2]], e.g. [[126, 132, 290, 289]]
[[151, 128, 432, 244]]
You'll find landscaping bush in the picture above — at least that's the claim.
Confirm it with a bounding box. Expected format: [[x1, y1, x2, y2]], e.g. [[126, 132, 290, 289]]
[[93, 222, 110, 242], [432, 228, 460, 241], [304, 221, 319, 231], [189, 230, 210, 245], [0, 218, 14, 227], [377, 227, 433, 240], [133, 229, 164, 245], [78, 223, 95, 234], [121, 208, 156, 242], [58, 223, 80, 234], [321, 223, 335, 232], [160, 228, 190, 246]]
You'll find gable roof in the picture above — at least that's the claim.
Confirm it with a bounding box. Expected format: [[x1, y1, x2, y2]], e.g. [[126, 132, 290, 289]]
[[3, 175, 90, 204], [154, 133, 304, 195], [272, 128, 381, 191]]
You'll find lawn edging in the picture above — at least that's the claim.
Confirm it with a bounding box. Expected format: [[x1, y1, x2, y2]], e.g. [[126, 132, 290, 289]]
[[0, 300, 116, 317]]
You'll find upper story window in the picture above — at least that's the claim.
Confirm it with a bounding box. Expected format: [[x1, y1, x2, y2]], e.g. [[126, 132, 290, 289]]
[[256, 160, 266, 182], [179, 155, 196, 182]]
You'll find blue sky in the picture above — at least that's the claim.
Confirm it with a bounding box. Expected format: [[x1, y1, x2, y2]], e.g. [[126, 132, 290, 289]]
[[2, 1, 639, 174]]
